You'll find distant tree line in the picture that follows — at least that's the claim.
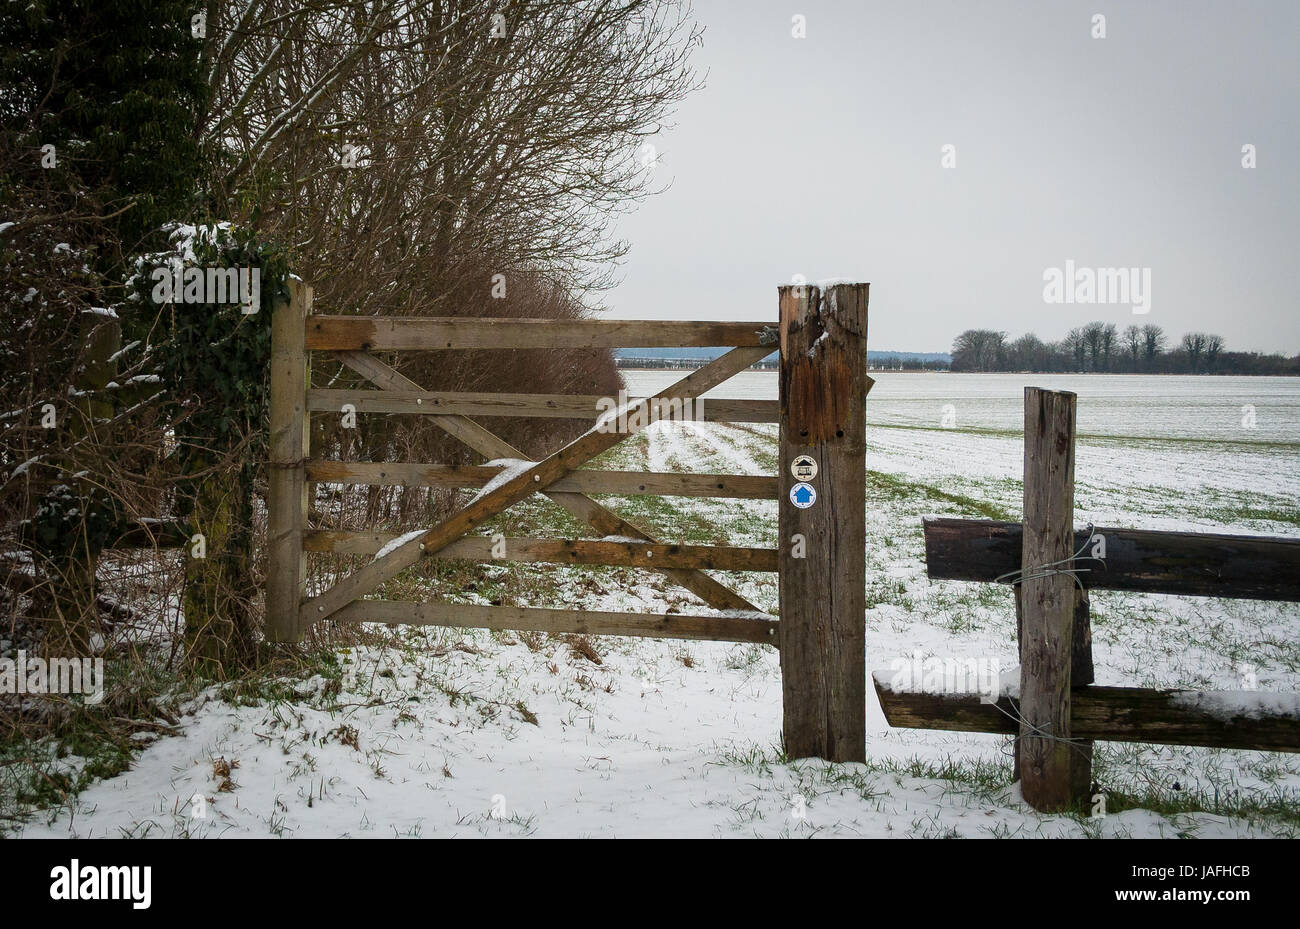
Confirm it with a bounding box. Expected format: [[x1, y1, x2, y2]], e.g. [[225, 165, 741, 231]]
[[868, 356, 949, 371], [950, 323, 1299, 375]]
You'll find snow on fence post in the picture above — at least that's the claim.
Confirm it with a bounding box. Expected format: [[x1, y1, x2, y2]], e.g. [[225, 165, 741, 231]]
[[265, 279, 311, 642], [777, 280, 869, 762], [1017, 386, 1086, 811]]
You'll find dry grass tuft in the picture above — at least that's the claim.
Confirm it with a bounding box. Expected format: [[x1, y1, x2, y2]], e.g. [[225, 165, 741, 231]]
[[212, 756, 239, 792], [565, 634, 602, 665]]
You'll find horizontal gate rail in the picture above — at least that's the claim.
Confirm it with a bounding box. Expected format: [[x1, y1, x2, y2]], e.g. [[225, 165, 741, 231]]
[[307, 387, 778, 423], [332, 600, 778, 644], [873, 675, 1300, 754], [306, 316, 777, 351], [303, 532, 778, 570], [924, 517, 1300, 601], [305, 461, 777, 499]]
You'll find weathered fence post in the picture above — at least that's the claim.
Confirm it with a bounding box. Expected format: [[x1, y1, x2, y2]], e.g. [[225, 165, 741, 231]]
[[265, 279, 311, 642], [1017, 387, 1086, 810], [777, 281, 868, 762], [1013, 584, 1093, 797]]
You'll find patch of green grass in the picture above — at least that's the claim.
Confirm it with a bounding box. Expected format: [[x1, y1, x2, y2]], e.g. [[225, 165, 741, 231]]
[[217, 649, 346, 707], [0, 735, 133, 820], [1089, 783, 1300, 833], [597, 491, 732, 544], [866, 753, 1014, 805], [713, 739, 1300, 833], [717, 424, 780, 472], [1089, 744, 1300, 832], [715, 743, 888, 806], [584, 435, 648, 471], [0, 656, 199, 830], [866, 470, 1015, 521], [865, 576, 911, 610], [1183, 499, 1300, 530]]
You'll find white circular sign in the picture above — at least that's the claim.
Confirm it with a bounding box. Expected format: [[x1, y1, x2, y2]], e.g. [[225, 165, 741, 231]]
[[790, 455, 818, 482], [789, 482, 817, 509]]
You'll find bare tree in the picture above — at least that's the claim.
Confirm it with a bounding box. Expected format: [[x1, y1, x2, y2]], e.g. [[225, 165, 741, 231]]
[[1082, 321, 1107, 371], [1181, 332, 1207, 372], [1063, 327, 1087, 371], [1204, 334, 1225, 371], [1142, 324, 1165, 364], [198, 0, 703, 470], [1100, 322, 1118, 372], [203, 1, 703, 308], [186, 2, 708, 633], [1122, 324, 1142, 370], [1010, 332, 1046, 371], [950, 329, 1006, 371]]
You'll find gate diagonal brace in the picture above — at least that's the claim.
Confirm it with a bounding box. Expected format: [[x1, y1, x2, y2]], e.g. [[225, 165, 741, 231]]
[[330, 351, 759, 613]]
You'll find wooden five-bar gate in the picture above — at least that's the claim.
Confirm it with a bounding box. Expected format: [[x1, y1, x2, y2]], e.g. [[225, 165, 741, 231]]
[[265, 279, 871, 763]]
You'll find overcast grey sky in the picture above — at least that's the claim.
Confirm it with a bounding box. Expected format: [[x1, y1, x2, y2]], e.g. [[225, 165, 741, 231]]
[[606, 0, 1299, 354]]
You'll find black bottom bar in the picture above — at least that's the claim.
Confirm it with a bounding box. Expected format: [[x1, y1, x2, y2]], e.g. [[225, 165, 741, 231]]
[[3, 837, 1283, 916]]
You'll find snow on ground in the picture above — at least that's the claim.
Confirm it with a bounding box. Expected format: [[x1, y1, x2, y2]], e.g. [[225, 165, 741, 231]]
[[14, 373, 1300, 838], [20, 634, 1280, 839]]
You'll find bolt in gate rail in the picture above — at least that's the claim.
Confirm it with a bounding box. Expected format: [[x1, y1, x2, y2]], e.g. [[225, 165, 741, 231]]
[[266, 279, 870, 762]]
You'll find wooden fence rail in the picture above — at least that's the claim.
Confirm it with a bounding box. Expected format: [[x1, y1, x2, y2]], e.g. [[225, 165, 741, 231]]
[[872, 681, 1300, 754], [924, 518, 1300, 601]]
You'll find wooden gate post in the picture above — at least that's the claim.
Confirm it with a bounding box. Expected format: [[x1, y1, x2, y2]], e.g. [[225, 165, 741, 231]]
[[777, 281, 868, 762], [265, 279, 312, 642], [1017, 387, 1085, 810]]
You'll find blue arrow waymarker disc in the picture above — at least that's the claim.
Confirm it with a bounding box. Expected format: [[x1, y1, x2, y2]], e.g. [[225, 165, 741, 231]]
[[789, 482, 817, 508]]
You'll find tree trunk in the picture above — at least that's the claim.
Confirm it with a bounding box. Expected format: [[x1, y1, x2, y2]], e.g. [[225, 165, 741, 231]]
[[183, 461, 257, 676]]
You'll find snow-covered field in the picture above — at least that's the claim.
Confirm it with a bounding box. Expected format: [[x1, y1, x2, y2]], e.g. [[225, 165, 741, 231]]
[[14, 373, 1300, 838]]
